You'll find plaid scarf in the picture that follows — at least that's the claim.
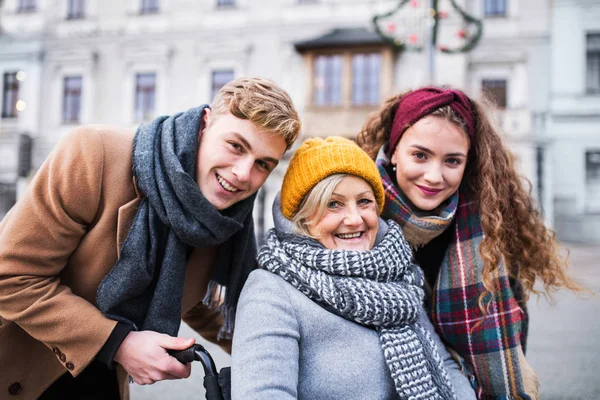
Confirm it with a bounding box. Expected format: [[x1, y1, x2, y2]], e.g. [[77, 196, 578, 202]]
[[376, 150, 532, 400]]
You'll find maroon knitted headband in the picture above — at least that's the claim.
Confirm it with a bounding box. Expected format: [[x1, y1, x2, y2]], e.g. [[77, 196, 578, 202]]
[[386, 87, 476, 158]]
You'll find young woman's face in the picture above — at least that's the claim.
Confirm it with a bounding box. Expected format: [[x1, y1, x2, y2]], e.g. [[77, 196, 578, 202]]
[[391, 116, 469, 211], [309, 175, 379, 252]]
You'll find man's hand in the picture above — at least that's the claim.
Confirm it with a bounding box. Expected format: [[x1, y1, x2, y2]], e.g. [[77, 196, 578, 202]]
[[114, 330, 195, 385]]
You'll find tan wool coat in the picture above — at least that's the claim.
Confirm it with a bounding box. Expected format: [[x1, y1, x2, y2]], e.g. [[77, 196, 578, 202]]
[[0, 125, 228, 400]]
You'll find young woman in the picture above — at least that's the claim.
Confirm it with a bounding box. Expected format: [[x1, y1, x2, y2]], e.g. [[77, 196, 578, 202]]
[[357, 86, 582, 399], [231, 137, 475, 399]]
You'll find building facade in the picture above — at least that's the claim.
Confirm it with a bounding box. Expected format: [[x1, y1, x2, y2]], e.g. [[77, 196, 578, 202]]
[[549, 0, 600, 243], [0, 0, 597, 241]]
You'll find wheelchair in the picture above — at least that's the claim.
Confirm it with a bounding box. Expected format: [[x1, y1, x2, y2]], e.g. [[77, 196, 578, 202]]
[[170, 344, 231, 400]]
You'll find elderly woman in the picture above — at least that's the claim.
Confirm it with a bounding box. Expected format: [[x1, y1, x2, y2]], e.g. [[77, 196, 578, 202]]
[[231, 137, 475, 400]]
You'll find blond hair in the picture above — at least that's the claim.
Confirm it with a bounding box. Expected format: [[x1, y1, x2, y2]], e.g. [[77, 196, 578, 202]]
[[210, 77, 301, 150], [291, 174, 346, 238]]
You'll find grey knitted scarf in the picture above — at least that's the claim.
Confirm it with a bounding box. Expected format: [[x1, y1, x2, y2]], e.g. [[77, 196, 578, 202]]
[[258, 221, 457, 400], [97, 105, 257, 340]]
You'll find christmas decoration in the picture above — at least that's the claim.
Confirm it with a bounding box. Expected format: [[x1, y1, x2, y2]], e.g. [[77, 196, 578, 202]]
[[372, 0, 483, 54]]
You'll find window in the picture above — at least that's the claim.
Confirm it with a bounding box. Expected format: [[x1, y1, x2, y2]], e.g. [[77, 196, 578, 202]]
[[140, 0, 159, 14], [2, 73, 19, 118], [211, 70, 234, 100], [587, 34, 600, 94], [63, 76, 82, 123], [312, 52, 382, 108], [216, 0, 235, 8], [484, 0, 506, 17], [17, 0, 36, 13], [313, 55, 343, 107], [67, 0, 85, 19], [352, 53, 381, 106], [482, 79, 507, 108], [586, 150, 600, 212], [135, 73, 156, 121]]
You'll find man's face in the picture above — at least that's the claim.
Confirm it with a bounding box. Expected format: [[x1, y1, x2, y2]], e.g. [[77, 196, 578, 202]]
[[197, 110, 287, 210]]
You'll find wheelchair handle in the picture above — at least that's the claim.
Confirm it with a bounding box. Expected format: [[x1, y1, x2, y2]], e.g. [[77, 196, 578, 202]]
[[169, 344, 224, 400], [169, 343, 219, 377]]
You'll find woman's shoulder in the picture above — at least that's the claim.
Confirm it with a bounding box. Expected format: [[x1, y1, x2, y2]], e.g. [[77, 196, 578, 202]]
[[243, 269, 321, 316], [246, 268, 287, 288], [243, 269, 300, 303], [236, 269, 306, 334]]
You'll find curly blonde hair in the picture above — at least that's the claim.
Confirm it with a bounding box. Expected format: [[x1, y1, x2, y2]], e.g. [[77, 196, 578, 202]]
[[357, 89, 583, 303]]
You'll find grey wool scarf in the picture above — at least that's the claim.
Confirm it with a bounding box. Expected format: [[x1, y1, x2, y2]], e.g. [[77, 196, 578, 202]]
[[96, 105, 257, 340], [258, 221, 457, 400]]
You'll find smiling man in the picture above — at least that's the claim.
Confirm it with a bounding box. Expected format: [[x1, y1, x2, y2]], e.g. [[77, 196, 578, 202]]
[[0, 77, 301, 400], [196, 109, 287, 210]]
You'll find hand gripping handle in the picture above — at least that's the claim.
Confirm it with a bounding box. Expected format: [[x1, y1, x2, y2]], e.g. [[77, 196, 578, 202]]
[[168, 346, 198, 364]]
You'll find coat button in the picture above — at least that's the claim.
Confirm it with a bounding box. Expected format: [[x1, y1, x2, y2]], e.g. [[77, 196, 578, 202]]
[[59, 353, 66, 362], [65, 362, 74, 371], [52, 347, 60, 355], [8, 382, 22, 395]]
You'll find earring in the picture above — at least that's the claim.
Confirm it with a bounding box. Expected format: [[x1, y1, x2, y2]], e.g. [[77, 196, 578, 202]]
[[392, 165, 397, 172]]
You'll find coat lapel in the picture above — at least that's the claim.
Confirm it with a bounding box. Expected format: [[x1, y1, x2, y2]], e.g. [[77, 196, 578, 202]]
[[116, 179, 143, 258]]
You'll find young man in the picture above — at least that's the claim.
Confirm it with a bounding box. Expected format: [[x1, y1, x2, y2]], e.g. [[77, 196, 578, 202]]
[[0, 77, 301, 400]]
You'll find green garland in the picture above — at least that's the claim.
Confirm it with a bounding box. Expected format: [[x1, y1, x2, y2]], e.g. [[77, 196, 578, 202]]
[[372, 0, 483, 54], [372, 0, 420, 52], [442, 0, 483, 54]]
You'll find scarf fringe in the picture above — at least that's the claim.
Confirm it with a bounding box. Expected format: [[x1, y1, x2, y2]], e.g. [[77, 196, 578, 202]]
[[217, 305, 234, 340], [202, 279, 234, 340], [202, 280, 221, 309]]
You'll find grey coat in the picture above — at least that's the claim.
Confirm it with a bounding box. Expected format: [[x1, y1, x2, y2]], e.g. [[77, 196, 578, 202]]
[[231, 269, 477, 399]]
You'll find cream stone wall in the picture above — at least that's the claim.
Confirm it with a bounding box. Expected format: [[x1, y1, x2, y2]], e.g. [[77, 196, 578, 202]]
[[2, 0, 595, 241]]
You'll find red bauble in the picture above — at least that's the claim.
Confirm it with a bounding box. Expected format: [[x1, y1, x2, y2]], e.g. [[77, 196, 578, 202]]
[[408, 34, 419, 44], [457, 29, 466, 38], [410, 0, 419, 8], [387, 23, 396, 33]]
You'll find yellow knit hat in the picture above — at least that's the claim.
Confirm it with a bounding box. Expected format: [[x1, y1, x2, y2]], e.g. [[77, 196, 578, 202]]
[[280, 136, 385, 219]]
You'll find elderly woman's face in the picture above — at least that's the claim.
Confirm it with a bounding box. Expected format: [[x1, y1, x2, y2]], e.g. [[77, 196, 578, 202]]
[[308, 175, 378, 251]]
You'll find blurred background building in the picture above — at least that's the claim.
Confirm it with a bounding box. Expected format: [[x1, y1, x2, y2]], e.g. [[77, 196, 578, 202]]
[[0, 0, 598, 242]]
